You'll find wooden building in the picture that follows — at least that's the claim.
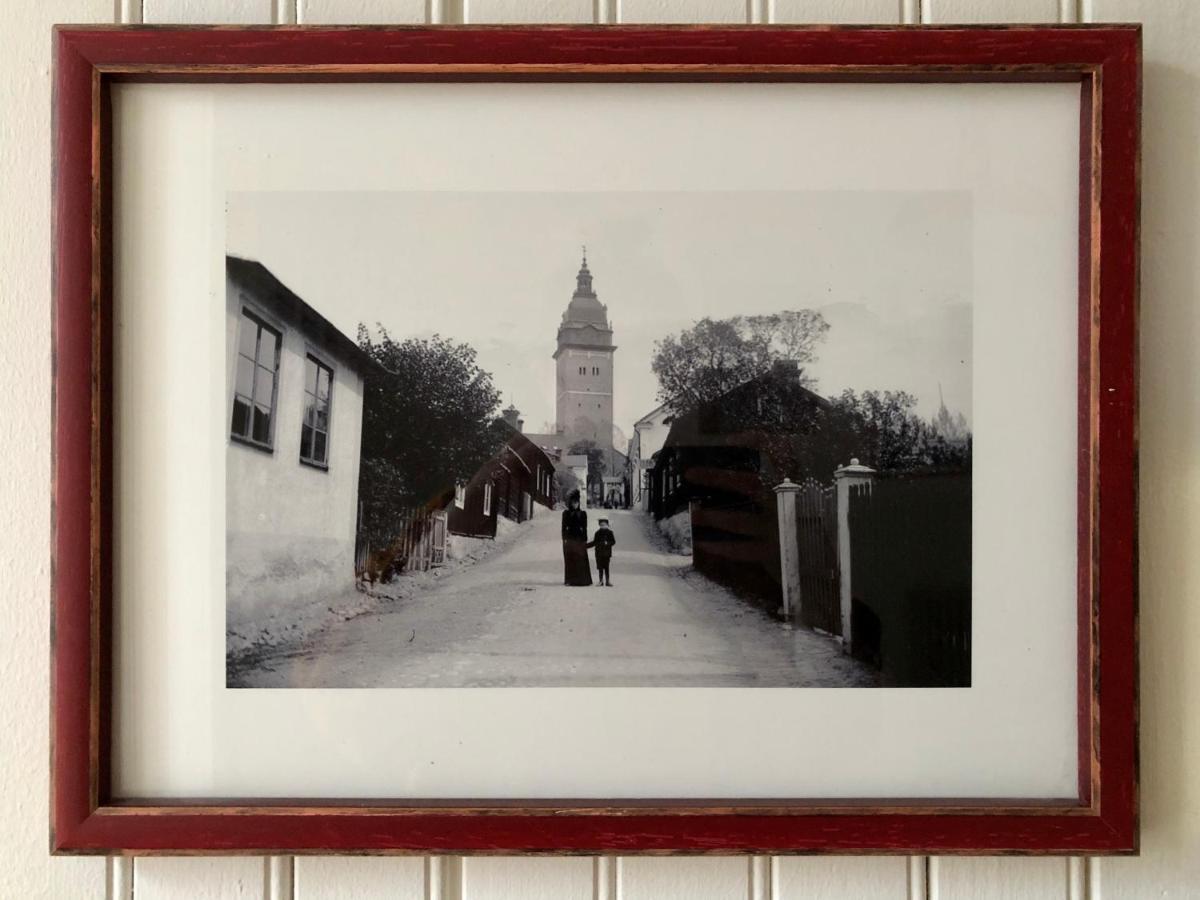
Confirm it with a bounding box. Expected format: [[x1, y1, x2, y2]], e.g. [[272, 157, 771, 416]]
[[447, 422, 558, 539], [649, 361, 835, 609]]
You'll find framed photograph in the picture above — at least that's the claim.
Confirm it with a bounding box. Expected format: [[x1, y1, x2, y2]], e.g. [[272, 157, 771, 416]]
[[51, 24, 1139, 854]]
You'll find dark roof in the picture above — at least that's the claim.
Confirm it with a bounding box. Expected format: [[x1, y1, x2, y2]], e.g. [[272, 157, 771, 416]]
[[496, 421, 557, 472], [226, 255, 377, 375], [662, 364, 830, 452]]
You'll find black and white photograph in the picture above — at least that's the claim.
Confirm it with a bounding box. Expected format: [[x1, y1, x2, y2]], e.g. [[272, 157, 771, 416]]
[[224, 190, 972, 689]]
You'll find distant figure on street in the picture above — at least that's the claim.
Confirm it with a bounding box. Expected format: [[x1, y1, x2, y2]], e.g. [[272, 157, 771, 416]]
[[588, 517, 616, 587], [561, 489, 592, 586]]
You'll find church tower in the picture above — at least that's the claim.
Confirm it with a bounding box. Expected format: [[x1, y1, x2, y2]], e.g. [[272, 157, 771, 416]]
[[554, 248, 615, 448]]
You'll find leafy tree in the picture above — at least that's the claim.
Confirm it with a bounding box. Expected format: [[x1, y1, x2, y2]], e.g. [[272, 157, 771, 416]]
[[931, 398, 971, 444], [825, 389, 971, 473], [553, 464, 581, 507], [356, 458, 411, 548], [357, 325, 503, 538], [651, 311, 829, 413]]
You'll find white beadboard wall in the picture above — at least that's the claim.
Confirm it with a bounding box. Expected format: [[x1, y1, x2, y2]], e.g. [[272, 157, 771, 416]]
[[2, 0, 1197, 897]]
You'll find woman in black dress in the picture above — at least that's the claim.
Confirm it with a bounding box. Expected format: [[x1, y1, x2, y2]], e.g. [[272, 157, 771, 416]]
[[561, 490, 592, 586]]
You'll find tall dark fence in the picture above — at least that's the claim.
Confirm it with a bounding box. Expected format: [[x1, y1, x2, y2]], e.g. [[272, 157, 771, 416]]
[[849, 473, 971, 687]]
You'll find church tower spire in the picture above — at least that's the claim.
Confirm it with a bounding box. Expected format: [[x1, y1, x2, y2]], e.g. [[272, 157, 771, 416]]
[[554, 248, 616, 452], [575, 246, 595, 298]]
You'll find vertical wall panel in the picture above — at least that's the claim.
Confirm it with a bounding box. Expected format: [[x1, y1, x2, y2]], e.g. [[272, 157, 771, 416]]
[[619, 0, 747, 22], [118, 0, 145, 22], [1089, 5, 1200, 899], [461, 856, 593, 899], [936, 858, 1069, 899], [267, 857, 293, 900], [299, 0, 425, 23], [468, 0, 593, 21], [135, 858, 265, 900], [295, 857, 425, 898], [109, 857, 135, 900], [143, 0, 275, 23], [429, 0, 468, 22], [923, 0, 1060, 21], [776, 856, 910, 899], [620, 857, 748, 900], [774, 0, 901, 23]]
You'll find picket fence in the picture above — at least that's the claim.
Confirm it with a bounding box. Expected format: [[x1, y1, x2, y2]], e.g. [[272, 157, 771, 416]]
[[356, 506, 447, 583]]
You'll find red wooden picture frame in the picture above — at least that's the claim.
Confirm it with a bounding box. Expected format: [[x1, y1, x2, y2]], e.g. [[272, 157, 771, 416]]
[[51, 24, 1140, 855]]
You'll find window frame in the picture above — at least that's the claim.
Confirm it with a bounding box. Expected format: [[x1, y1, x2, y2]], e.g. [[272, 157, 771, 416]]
[[299, 350, 335, 471], [230, 305, 282, 453]]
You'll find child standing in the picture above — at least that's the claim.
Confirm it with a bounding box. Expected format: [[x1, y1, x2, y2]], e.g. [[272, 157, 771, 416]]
[[588, 517, 616, 587]]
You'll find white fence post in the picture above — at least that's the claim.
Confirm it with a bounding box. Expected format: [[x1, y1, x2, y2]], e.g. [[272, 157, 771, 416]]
[[834, 459, 876, 653], [774, 477, 802, 621]]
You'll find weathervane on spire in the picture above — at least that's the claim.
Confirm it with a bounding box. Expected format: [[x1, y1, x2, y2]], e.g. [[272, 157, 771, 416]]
[[582, 244, 587, 265]]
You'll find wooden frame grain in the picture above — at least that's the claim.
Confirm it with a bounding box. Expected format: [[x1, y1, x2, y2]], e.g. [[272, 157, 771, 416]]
[[50, 24, 1140, 855]]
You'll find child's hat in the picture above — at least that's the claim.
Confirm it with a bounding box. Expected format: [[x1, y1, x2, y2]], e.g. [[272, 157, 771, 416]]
[[598, 517, 609, 525]]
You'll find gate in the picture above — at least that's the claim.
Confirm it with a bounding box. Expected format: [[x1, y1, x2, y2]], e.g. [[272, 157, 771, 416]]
[[429, 511, 447, 567], [795, 478, 841, 635]]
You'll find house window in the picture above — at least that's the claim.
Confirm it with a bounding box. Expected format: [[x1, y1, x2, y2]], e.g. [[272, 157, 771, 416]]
[[593, 366, 599, 375], [300, 355, 333, 467], [231, 310, 281, 449], [455, 482, 466, 509], [483, 481, 493, 514]]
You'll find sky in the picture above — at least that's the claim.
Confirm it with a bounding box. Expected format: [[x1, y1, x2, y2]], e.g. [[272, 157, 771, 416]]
[[227, 191, 972, 443]]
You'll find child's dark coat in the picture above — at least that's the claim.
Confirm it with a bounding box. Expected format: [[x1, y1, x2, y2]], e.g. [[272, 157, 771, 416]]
[[588, 526, 615, 559]]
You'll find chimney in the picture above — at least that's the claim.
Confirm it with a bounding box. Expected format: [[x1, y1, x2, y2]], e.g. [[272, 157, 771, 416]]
[[502, 404, 521, 429], [517, 418, 525, 433], [772, 358, 800, 381]]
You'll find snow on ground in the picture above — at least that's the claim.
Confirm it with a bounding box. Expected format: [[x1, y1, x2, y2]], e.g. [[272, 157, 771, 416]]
[[231, 506, 877, 689], [655, 507, 693, 554]]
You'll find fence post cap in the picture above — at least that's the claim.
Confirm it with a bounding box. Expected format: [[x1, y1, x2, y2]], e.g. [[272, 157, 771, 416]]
[[835, 460, 876, 478], [773, 477, 801, 493]]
